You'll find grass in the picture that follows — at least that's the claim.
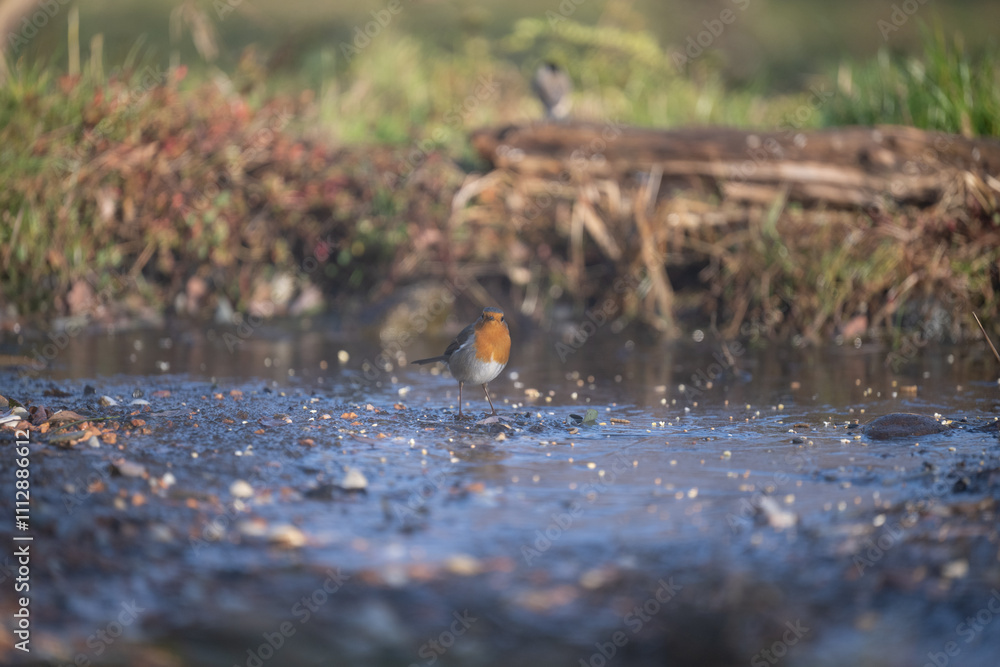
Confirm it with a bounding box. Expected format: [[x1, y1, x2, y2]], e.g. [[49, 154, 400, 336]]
[[823, 23, 1000, 136], [1, 13, 998, 340]]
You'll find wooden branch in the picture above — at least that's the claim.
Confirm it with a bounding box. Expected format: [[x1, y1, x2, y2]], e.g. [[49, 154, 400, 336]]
[[472, 123, 1000, 209]]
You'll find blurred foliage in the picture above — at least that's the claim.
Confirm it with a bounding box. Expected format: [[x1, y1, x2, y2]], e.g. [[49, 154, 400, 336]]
[[1, 3, 998, 336], [824, 24, 1000, 137], [0, 58, 461, 318]]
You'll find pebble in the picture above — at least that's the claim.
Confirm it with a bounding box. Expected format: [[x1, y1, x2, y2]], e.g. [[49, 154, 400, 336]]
[[99, 395, 119, 407], [941, 559, 968, 579], [229, 479, 254, 498], [340, 467, 369, 491], [269, 523, 307, 548], [444, 553, 482, 576], [0, 406, 28, 426], [862, 413, 947, 440], [759, 496, 797, 530], [113, 459, 147, 478]]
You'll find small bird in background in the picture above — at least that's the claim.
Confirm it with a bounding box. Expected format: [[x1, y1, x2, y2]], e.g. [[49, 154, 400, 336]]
[[411, 307, 511, 418], [532, 62, 572, 120]]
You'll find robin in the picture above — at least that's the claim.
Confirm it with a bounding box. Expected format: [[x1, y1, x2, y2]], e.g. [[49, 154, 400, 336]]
[[532, 62, 572, 120], [411, 307, 511, 418]]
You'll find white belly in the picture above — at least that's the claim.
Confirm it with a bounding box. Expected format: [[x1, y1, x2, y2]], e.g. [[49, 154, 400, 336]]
[[448, 344, 506, 385]]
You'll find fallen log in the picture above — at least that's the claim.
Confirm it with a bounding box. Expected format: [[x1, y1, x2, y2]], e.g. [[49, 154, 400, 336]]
[[471, 123, 1000, 210], [462, 122, 1000, 339]]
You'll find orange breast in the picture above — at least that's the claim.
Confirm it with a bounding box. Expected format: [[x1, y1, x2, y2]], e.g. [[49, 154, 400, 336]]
[[474, 320, 511, 365]]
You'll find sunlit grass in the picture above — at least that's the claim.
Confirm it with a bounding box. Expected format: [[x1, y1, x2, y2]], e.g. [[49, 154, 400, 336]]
[[2, 11, 999, 328], [824, 24, 1000, 136]]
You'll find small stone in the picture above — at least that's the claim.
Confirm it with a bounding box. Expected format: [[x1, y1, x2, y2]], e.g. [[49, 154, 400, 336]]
[[580, 568, 615, 590], [759, 496, 797, 530], [862, 413, 947, 440], [112, 459, 147, 478], [215, 297, 235, 324], [269, 524, 307, 548], [0, 407, 28, 426], [99, 395, 119, 407], [444, 553, 482, 576], [87, 436, 101, 448], [340, 467, 368, 491], [229, 479, 254, 498], [942, 559, 968, 579], [149, 524, 173, 542]]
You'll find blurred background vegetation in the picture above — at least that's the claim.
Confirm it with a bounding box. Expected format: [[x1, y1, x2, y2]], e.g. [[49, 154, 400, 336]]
[[1, 0, 999, 331], [6, 0, 1000, 144]]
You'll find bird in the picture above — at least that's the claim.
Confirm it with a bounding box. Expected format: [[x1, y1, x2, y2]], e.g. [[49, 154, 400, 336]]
[[411, 307, 510, 418], [532, 62, 572, 121]]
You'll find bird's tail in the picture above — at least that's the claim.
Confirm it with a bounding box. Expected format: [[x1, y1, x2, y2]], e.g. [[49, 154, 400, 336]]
[[411, 356, 447, 365]]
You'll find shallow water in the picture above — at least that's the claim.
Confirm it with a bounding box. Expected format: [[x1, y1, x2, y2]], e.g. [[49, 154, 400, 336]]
[[3, 321, 999, 666]]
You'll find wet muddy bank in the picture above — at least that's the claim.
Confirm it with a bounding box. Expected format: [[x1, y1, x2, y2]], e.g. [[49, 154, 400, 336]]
[[1, 335, 999, 666]]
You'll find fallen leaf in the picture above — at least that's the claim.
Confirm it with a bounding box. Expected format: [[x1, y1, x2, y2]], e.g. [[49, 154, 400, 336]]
[[49, 410, 88, 422]]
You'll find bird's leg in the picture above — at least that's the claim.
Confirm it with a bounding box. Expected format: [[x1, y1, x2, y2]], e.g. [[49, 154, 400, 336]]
[[483, 383, 498, 415], [457, 381, 465, 419]]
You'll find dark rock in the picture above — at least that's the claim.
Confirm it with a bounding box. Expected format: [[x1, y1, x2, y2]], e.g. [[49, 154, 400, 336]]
[[862, 413, 948, 440]]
